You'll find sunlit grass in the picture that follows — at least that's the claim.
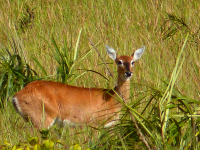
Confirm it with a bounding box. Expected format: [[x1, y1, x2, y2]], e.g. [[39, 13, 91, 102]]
[[0, 0, 199, 149]]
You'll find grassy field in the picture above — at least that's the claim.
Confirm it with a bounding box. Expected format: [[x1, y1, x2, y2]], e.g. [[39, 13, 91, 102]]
[[0, 0, 200, 149]]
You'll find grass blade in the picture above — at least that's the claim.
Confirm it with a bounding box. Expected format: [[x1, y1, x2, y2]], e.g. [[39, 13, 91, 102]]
[[32, 57, 47, 76], [74, 28, 82, 61], [162, 33, 189, 137]]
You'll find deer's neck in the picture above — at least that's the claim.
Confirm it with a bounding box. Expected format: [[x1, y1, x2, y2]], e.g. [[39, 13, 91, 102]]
[[115, 76, 130, 102]]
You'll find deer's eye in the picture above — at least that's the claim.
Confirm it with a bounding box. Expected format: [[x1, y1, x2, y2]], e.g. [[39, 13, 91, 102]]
[[117, 60, 123, 65], [131, 61, 134, 65]]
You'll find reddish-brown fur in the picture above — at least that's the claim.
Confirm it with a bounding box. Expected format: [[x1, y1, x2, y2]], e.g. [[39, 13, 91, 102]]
[[12, 45, 145, 129]]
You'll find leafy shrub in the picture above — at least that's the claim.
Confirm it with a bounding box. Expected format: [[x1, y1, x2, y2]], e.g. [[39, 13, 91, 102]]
[[35, 28, 91, 84], [0, 48, 37, 107]]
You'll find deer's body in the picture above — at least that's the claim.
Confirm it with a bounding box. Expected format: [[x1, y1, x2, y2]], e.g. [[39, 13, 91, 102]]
[[12, 45, 145, 129]]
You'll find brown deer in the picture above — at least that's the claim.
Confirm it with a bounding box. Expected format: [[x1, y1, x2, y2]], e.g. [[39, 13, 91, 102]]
[[12, 45, 145, 129]]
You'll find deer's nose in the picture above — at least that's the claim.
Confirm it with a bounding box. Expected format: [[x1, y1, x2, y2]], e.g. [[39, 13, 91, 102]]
[[125, 72, 132, 77]]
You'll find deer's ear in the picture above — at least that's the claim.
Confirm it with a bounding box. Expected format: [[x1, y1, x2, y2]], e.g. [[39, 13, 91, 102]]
[[106, 45, 117, 60], [131, 46, 145, 61]]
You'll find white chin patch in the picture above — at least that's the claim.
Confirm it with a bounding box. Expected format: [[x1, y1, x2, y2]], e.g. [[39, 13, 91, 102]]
[[120, 75, 132, 81]]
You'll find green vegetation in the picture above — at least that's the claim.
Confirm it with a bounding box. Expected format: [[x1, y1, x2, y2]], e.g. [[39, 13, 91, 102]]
[[0, 0, 200, 149]]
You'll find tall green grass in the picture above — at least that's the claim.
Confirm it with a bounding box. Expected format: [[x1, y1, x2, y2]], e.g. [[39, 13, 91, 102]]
[[0, 0, 200, 149]]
